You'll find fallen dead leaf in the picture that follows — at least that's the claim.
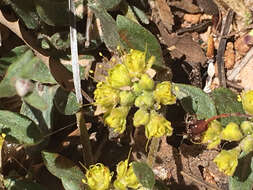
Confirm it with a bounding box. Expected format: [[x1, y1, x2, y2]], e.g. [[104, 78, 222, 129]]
[[170, 34, 207, 66], [155, 0, 174, 31]]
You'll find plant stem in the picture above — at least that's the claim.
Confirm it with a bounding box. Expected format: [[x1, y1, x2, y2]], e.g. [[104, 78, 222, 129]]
[[147, 137, 159, 168], [76, 111, 94, 167]]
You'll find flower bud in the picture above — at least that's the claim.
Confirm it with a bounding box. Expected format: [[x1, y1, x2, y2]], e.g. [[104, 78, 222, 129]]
[[145, 111, 173, 139], [119, 91, 136, 106], [104, 106, 130, 134], [132, 82, 142, 96], [153, 81, 176, 105], [240, 121, 253, 135], [124, 49, 146, 78], [134, 91, 154, 109], [107, 64, 132, 89], [221, 122, 243, 142], [114, 160, 142, 190], [240, 135, 253, 154], [201, 120, 222, 149], [138, 74, 154, 91], [133, 108, 150, 127], [241, 90, 253, 114], [82, 163, 113, 190], [94, 82, 119, 111], [213, 148, 240, 176]]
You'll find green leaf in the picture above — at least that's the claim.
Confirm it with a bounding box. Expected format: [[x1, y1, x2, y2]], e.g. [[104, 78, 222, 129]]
[[116, 15, 163, 66], [229, 152, 253, 190], [0, 46, 56, 98], [54, 87, 81, 115], [96, 0, 122, 10], [21, 85, 58, 131], [3, 0, 39, 29], [0, 110, 43, 145], [23, 90, 48, 111], [0, 46, 29, 76], [172, 83, 217, 119], [88, 2, 124, 51], [4, 178, 46, 190], [132, 6, 149, 24], [42, 151, 85, 190], [132, 162, 155, 189], [210, 88, 246, 126]]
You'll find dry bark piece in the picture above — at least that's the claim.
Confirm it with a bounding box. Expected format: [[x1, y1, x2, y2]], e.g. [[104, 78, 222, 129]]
[[224, 42, 235, 69], [170, 0, 200, 14], [183, 13, 201, 24], [155, 0, 174, 31], [206, 34, 215, 58]]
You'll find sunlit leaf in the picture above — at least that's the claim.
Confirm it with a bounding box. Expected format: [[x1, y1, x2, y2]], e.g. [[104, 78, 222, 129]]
[[132, 161, 155, 189], [0, 46, 56, 98], [116, 15, 163, 67], [0, 110, 43, 145], [88, 2, 124, 51], [210, 88, 246, 125], [3, 0, 39, 29], [172, 83, 217, 119]]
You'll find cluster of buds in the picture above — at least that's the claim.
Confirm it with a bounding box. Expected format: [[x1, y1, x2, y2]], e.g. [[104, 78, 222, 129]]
[[94, 49, 176, 139], [82, 160, 143, 190], [201, 119, 253, 176]]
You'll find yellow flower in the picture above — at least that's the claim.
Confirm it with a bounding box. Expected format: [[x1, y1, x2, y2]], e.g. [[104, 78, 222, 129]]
[[119, 91, 136, 106], [201, 120, 222, 149], [240, 121, 253, 135], [134, 91, 154, 109], [94, 82, 119, 111], [138, 74, 154, 91], [153, 81, 176, 105], [82, 163, 113, 190], [241, 90, 253, 114], [145, 111, 173, 139], [114, 160, 142, 190], [124, 49, 147, 78], [133, 108, 150, 127], [213, 148, 240, 176], [221, 122, 243, 142], [107, 64, 132, 89], [104, 106, 130, 134]]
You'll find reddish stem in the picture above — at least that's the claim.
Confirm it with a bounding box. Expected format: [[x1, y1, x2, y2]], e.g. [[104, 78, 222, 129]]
[[189, 113, 252, 135]]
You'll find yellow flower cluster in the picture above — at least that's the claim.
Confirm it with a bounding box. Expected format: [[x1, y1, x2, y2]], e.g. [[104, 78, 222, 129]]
[[93, 49, 176, 139], [201, 119, 253, 176], [83, 160, 143, 190]]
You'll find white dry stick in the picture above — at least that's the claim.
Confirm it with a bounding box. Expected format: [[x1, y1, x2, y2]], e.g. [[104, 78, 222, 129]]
[[69, 0, 83, 104], [203, 59, 215, 93], [227, 47, 253, 81]]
